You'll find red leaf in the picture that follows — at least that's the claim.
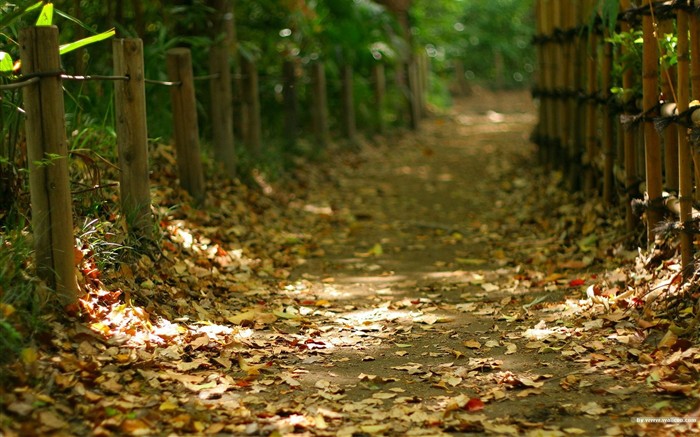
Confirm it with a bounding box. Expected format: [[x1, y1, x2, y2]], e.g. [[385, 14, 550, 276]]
[[465, 397, 484, 411], [568, 278, 585, 287]]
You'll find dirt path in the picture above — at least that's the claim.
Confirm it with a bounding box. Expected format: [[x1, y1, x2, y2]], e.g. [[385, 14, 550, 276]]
[[4, 90, 698, 437], [260, 90, 695, 436]]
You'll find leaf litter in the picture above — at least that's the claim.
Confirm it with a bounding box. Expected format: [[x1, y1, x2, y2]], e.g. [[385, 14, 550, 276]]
[[1, 89, 699, 436]]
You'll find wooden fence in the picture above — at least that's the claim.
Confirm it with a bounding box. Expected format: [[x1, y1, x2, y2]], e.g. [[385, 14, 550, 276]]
[[1, 25, 430, 304], [533, 0, 700, 279]]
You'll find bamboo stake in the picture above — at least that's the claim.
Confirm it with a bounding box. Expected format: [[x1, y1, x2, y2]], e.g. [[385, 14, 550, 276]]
[[642, 0, 663, 245], [677, 9, 693, 278], [19, 26, 78, 304], [620, 0, 640, 231]]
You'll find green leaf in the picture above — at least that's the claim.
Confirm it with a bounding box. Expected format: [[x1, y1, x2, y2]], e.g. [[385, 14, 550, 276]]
[[0, 52, 14, 75], [0, 1, 43, 29], [54, 7, 98, 34], [59, 29, 115, 55], [35, 3, 53, 26]]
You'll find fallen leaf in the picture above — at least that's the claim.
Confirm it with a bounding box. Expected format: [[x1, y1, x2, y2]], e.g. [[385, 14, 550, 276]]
[[463, 340, 481, 349]]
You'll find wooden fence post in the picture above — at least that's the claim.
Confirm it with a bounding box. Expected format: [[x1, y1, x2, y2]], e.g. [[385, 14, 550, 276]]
[[372, 62, 386, 134], [283, 59, 299, 146], [407, 59, 421, 130], [451, 59, 471, 96], [242, 57, 261, 155], [341, 64, 357, 142], [19, 26, 78, 304], [642, 0, 663, 244], [113, 38, 153, 241], [417, 50, 429, 117], [310, 61, 330, 148], [166, 48, 206, 205], [209, 0, 236, 178]]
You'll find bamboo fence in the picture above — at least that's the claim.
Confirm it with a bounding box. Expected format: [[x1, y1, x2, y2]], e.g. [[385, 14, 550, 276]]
[[533, 0, 700, 279]]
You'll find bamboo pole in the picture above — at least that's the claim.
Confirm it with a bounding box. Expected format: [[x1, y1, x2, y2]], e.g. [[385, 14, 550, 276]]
[[602, 30, 615, 204], [19, 26, 78, 304], [574, 2, 588, 186], [543, 0, 557, 168], [166, 48, 206, 205], [677, 9, 693, 278], [534, 0, 547, 164], [584, 0, 599, 194], [553, 0, 566, 168], [620, 0, 640, 232], [659, 19, 679, 192], [113, 38, 153, 241], [690, 1, 700, 202], [642, 0, 663, 245], [563, 2, 579, 190]]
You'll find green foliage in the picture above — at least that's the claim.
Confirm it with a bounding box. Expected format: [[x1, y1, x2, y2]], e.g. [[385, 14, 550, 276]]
[[411, 0, 535, 89]]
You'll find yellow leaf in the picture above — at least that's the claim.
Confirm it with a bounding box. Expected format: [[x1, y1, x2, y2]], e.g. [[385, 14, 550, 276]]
[[361, 424, 390, 433], [21, 347, 38, 366], [463, 340, 481, 349], [227, 309, 259, 324], [456, 257, 487, 266], [239, 356, 262, 376], [368, 243, 383, 256], [0, 303, 16, 317], [159, 400, 178, 411]]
